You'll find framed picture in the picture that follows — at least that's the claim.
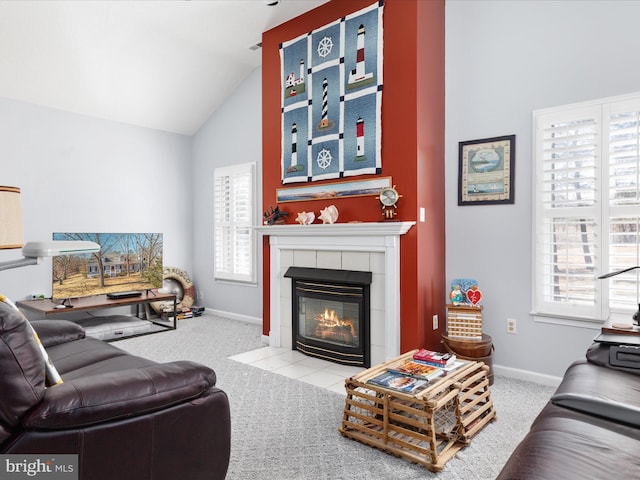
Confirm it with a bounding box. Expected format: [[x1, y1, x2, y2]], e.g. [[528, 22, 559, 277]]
[[276, 176, 391, 203], [458, 135, 515, 205]]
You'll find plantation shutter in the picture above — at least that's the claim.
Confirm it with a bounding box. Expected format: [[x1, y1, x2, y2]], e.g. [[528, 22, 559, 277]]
[[606, 99, 640, 311], [214, 163, 256, 283], [534, 94, 640, 322], [533, 105, 601, 319]]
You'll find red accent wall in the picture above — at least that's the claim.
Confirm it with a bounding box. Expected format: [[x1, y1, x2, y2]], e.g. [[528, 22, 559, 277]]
[[261, 0, 445, 352]]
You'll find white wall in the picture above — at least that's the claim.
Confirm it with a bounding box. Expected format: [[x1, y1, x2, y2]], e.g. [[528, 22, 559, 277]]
[[0, 97, 192, 302], [0, 68, 263, 322], [446, 0, 640, 378], [190, 67, 262, 322]]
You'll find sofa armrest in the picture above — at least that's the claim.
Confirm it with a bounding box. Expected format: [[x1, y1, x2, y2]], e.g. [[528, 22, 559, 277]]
[[22, 361, 216, 429], [30, 320, 85, 347], [551, 360, 640, 427]]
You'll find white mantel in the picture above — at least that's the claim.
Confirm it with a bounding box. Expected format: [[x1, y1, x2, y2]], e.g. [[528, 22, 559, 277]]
[[256, 221, 415, 364], [255, 221, 414, 238]]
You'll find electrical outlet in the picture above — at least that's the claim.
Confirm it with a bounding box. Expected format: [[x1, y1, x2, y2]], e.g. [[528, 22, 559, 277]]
[[197, 290, 204, 300], [507, 318, 517, 334], [432, 314, 438, 330]]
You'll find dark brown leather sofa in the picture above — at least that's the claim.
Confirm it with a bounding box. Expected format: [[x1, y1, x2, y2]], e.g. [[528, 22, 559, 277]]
[[497, 343, 640, 479], [0, 300, 231, 480]]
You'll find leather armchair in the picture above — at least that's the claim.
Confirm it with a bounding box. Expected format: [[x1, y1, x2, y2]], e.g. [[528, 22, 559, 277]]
[[0, 300, 230, 480]]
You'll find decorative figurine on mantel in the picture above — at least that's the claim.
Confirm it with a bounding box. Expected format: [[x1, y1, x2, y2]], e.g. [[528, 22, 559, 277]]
[[296, 211, 315, 225], [263, 206, 289, 225], [318, 205, 339, 224], [379, 185, 401, 220]]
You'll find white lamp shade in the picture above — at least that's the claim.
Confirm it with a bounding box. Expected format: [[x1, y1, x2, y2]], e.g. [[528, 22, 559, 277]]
[[0, 186, 24, 249]]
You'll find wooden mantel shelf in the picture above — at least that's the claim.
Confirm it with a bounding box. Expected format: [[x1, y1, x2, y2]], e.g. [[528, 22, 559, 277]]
[[255, 221, 415, 237]]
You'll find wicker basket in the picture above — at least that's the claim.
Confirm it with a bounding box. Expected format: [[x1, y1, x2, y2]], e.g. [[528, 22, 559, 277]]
[[442, 333, 494, 385]]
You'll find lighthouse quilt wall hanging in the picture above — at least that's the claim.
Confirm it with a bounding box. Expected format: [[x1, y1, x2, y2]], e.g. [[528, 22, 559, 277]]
[[280, 0, 383, 184]]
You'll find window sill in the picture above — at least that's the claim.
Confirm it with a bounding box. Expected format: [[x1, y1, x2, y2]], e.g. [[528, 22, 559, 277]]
[[214, 278, 258, 287], [531, 313, 603, 331]]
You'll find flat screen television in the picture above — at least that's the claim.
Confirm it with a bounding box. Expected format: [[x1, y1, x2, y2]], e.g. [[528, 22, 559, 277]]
[[52, 232, 163, 300]]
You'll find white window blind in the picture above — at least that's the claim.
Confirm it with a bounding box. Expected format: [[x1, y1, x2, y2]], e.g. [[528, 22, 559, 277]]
[[533, 94, 640, 322], [214, 163, 256, 283]]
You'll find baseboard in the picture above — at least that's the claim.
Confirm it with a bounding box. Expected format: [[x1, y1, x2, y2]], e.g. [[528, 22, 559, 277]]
[[493, 364, 562, 387], [205, 308, 262, 326]]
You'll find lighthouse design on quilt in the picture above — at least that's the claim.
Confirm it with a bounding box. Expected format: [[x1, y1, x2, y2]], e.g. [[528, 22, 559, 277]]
[[356, 117, 365, 159], [286, 123, 303, 173], [348, 24, 374, 85]]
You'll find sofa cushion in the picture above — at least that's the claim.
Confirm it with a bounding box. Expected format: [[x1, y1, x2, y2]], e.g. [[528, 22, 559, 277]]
[[497, 401, 640, 480], [46, 337, 158, 379], [1, 295, 63, 386], [0, 298, 45, 429], [22, 361, 217, 429], [30, 319, 85, 347], [551, 360, 640, 427]]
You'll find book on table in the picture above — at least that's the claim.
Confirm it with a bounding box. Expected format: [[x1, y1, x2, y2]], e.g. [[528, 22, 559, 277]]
[[413, 348, 457, 367], [367, 371, 431, 394], [439, 360, 466, 373]]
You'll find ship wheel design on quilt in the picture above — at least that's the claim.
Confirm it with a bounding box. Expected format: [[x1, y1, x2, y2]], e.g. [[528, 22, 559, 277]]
[[316, 148, 333, 169], [317, 36, 333, 58]]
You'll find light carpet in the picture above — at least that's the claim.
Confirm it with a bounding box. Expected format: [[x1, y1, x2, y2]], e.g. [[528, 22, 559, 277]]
[[114, 314, 556, 480]]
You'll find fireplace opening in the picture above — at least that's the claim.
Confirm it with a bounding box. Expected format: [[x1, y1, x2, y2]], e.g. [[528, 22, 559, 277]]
[[285, 267, 371, 368]]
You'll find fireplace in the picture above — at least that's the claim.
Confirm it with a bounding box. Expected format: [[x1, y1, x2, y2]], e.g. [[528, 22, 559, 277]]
[[255, 221, 415, 366], [285, 267, 371, 368]]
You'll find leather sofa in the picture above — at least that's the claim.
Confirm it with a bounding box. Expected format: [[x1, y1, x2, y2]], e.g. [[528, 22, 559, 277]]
[[497, 342, 640, 479], [0, 300, 231, 480]]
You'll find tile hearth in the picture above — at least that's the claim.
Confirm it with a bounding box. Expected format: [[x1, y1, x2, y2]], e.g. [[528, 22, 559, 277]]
[[230, 346, 364, 395]]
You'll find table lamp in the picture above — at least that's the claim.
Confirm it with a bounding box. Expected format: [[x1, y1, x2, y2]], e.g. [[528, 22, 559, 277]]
[[0, 186, 100, 272], [598, 266, 640, 328]]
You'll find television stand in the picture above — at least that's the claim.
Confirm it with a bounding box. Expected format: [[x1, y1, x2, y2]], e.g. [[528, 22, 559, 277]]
[[17, 290, 177, 341]]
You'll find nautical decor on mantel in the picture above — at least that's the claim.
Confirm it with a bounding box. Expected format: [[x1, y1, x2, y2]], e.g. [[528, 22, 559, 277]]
[[263, 206, 289, 225], [279, 1, 384, 184], [318, 205, 339, 224], [296, 211, 315, 225]]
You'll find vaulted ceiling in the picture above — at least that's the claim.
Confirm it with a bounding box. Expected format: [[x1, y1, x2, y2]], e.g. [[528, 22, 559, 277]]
[[0, 0, 328, 135]]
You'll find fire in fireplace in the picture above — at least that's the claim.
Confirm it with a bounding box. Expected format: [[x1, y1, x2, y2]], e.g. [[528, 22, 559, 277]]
[[284, 267, 371, 367]]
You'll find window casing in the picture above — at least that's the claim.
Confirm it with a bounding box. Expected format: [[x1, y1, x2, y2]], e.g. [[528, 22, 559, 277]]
[[214, 163, 256, 283], [533, 93, 640, 323]]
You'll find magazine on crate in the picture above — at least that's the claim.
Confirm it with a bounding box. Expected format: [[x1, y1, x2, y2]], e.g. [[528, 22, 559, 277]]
[[367, 371, 430, 394], [387, 360, 444, 381]]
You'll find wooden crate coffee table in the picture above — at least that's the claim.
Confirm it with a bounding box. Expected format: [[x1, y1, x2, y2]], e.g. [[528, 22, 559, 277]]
[[339, 349, 496, 471]]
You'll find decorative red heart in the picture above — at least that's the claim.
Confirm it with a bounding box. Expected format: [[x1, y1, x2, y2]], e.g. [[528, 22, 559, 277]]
[[467, 289, 482, 305]]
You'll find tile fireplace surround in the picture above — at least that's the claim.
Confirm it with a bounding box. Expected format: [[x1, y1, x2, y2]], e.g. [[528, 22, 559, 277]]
[[256, 222, 415, 367]]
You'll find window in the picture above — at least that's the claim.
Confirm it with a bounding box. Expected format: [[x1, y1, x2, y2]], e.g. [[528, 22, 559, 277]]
[[533, 93, 640, 323], [214, 163, 256, 283]]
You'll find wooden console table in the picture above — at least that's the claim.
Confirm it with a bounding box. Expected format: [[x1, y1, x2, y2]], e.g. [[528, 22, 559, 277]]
[[17, 290, 177, 339], [339, 350, 496, 471]]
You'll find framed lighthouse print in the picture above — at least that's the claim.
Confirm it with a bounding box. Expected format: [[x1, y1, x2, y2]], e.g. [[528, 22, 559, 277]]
[[279, 1, 384, 184], [458, 135, 516, 205]]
